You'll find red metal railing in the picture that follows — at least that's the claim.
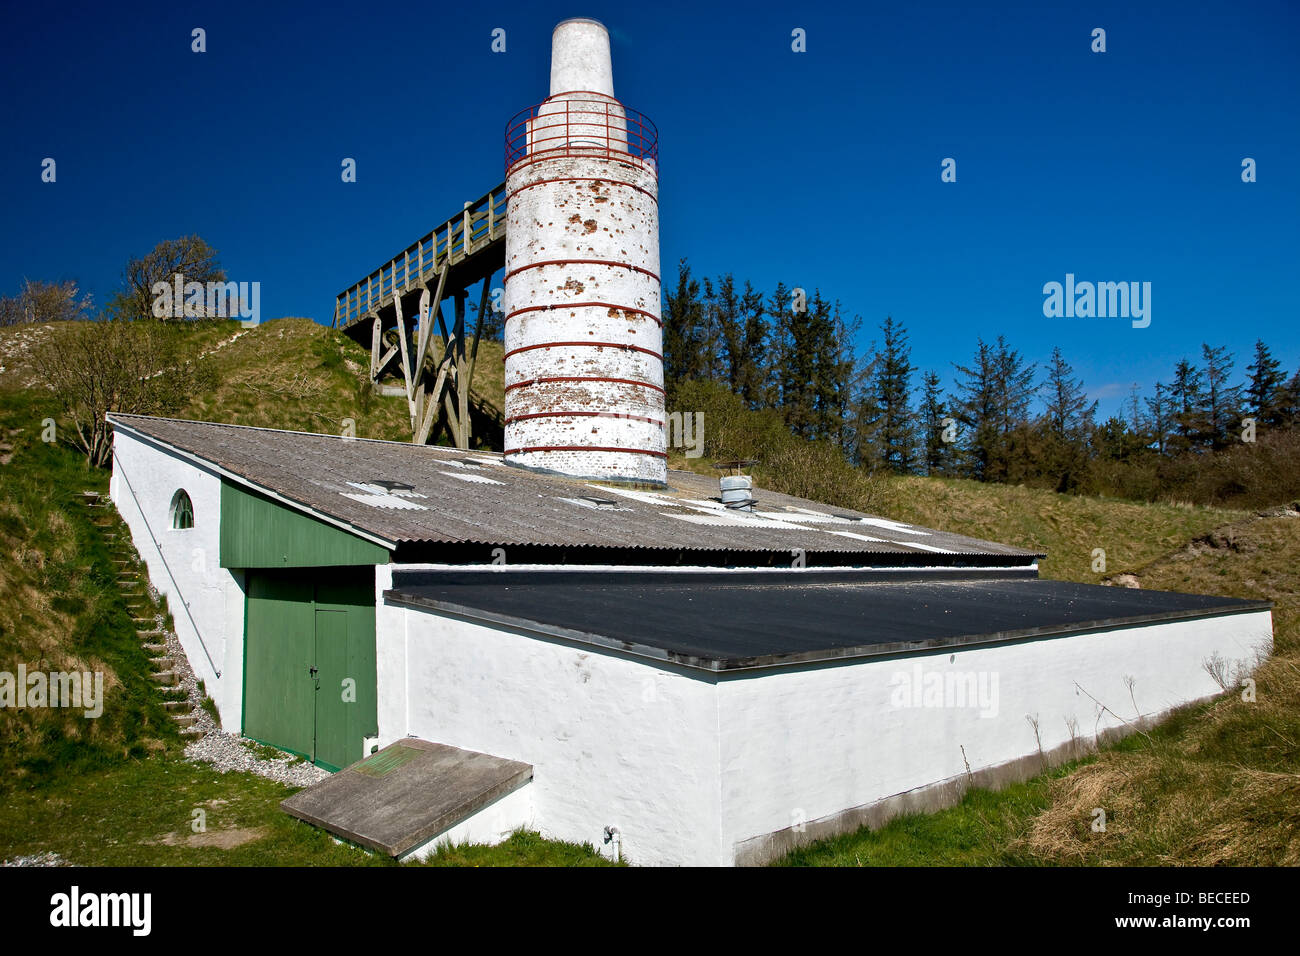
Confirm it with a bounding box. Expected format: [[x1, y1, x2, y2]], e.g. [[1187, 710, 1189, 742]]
[[505, 94, 658, 173]]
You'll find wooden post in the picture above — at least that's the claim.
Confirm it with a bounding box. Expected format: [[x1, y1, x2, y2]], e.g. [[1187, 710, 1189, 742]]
[[416, 266, 447, 377], [455, 290, 468, 449], [393, 295, 416, 427]]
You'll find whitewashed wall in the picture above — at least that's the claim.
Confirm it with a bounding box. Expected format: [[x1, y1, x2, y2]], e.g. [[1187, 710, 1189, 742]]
[[717, 610, 1273, 863], [109, 429, 245, 730], [375, 567, 722, 866], [380, 572, 1271, 866]]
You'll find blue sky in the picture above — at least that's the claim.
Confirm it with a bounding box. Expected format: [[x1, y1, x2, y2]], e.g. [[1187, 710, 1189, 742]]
[[1, 0, 1296, 419]]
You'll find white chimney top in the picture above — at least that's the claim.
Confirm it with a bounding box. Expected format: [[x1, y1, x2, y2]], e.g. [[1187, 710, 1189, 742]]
[[550, 17, 614, 97]]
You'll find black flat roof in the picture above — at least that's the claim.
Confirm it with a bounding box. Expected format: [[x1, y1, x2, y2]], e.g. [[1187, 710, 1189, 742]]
[[384, 570, 1271, 672]]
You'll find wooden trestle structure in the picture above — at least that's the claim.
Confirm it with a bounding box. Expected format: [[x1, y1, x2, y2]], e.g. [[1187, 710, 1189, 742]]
[[332, 183, 506, 447]]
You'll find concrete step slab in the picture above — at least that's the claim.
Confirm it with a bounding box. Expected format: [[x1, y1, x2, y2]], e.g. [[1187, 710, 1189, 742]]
[[281, 738, 533, 859]]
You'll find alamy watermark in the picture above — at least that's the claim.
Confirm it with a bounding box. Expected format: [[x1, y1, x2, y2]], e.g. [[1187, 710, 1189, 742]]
[[889, 663, 999, 718], [152, 272, 260, 326], [50, 886, 150, 936], [1042, 273, 1150, 329], [1, 665, 104, 718], [666, 411, 703, 458]]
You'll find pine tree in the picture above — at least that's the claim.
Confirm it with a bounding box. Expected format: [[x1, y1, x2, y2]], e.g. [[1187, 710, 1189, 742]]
[[1145, 382, 1174, 455], [952, 339, 999, 480], [1124, 383, 1147, 439], [772, 282, 818, 438], [1281, 368, 1300, 426], [1201, 344, 1242, 450], [825, 301, 864, 456], [736, 281, 768, 408], [1038, 347, 1096, 491], [917, 370, 951, 476], [1167, 359, 1206, 453], [1245, 339, 1287, 428], [987, 336, 1036, 482], [662, 259, 707, 398], [869, 315, 916, 473]]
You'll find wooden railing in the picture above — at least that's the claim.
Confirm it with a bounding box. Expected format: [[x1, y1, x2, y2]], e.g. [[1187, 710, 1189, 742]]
[[333, 183, 506, 329]]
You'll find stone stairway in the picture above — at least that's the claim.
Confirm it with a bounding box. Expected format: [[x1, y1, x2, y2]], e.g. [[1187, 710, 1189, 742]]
[[80, 491, 207, 741]]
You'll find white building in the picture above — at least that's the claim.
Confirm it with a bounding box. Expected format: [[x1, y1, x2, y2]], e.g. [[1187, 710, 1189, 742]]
[[107, 413, 1271, 865]]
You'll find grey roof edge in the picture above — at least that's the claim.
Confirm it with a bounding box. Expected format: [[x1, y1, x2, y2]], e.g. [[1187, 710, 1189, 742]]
[[389, 536, 1045, 560], [107, 411, 496, 457], [109, 415, 399, 550], [390, 566, 1041, 589], [382, 588, 1274, 675]]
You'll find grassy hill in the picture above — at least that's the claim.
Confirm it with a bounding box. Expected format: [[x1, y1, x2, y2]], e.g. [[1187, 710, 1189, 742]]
[[179, 318, 504, 443], [882, 475, 1246, 582], [0, 387, 177, 784], [0, 317, 505, 445], [1, 318, 1296, 865]]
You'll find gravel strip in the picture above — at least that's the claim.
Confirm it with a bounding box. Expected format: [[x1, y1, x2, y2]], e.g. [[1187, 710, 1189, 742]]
[[184, 731, 330, 788], [137, 579, 329, 789], [1, 852, 70, 867]]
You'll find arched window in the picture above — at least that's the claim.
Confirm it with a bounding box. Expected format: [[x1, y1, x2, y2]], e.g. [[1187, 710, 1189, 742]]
[[170, 490, 194, 530]]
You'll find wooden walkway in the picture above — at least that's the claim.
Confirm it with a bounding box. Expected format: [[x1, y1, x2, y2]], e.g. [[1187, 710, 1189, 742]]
[[332, 183, 506, 448]]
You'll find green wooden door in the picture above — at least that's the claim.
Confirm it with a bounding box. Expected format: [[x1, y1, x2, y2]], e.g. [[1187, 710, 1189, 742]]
[[244, 574, 315, 758], [243, 568, 377, 771], [313, 610, 350, 771]]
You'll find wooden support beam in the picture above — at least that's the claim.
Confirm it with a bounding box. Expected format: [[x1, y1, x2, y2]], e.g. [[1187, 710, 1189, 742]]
[[369, 313, 381, 381], [375, 344, 400, 379], [441, 377, 463, 449], [416, 266, 448, 377], [393, 295, 417, 426], [455, 291, 468, 449], [466, 277, 489, 409], [416, 351, 455, 445]]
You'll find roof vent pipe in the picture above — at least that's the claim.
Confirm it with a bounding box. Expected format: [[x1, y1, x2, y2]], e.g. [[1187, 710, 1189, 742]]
[[720, 474, 755, 511]]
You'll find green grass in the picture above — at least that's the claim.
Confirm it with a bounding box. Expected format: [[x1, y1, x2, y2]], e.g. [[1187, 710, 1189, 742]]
[[0, 753, 614, 866], [176, 317, 504, 446], [0, 387, 179, 783], [777, 764, 1082, 866], [880, 473, 1245, 583]]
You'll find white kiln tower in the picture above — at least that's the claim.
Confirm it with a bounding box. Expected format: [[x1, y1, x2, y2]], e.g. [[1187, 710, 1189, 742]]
[[503, 17, 666, 484]]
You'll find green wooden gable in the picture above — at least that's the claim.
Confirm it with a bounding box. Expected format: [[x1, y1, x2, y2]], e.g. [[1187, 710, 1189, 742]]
[[220, 480, 390, 569]]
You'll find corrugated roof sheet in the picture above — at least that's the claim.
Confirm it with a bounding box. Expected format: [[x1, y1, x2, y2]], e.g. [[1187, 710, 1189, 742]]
[[107, 414, 1040, 563]]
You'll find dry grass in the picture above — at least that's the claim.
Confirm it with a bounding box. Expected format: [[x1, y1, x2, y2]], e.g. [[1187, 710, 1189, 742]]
[[1016, 515, 1300, 866], [881, 474, 1245, 582], [1021, 751, 1300, 866]]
